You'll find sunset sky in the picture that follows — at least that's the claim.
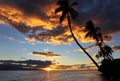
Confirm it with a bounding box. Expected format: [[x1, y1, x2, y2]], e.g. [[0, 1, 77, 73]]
[[0, 0, 120, 66]]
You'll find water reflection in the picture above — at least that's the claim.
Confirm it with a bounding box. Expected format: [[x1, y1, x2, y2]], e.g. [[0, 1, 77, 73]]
[[47, 71, 50, 81], [0, 70, 119, 81], [46, 70, 114, 81]]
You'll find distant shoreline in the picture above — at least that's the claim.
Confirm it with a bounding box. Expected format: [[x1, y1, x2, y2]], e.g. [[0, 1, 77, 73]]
[[0, 69, 98, 71]]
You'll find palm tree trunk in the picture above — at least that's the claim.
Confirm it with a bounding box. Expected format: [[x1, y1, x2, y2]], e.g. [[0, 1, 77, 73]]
[[95, 37, 103, 52], [67, 15, 100, 69]]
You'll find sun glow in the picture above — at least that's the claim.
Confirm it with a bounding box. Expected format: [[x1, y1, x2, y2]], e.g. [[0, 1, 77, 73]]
[[42, 67, 54, 71]]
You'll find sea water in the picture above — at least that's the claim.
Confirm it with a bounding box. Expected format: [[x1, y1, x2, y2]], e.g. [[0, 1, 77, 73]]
[[0, 70, 110, 81]]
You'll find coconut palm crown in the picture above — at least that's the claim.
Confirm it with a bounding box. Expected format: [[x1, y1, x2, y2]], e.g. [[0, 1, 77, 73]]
[[55, 0, 79, 23], [84, 20, 114, 61], [84, 20, 103, 51]]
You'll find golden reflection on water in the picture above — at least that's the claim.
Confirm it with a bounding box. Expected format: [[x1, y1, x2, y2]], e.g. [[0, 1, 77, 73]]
[[47, 71, 50, 81], [42, 67, 53, 81], [42, 67, 54, 71], [44, 70, 110, 81]]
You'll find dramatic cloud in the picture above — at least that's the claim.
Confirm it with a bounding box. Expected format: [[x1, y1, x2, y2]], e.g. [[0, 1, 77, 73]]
[[76, 0, 120, 34], [0, 0, 120, 44], [0, 60, 52, 70], [32, 51, 61, 57]]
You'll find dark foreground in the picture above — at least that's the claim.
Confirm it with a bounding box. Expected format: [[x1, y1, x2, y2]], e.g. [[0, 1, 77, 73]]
[[99, 59, 120, 81]]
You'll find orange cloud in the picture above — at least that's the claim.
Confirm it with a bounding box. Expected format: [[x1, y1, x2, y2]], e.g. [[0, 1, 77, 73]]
[[112, 46, 120, 51], [0, 0, 118, 45], [0, 0, 94, 45], [32, 51, 61, 58]]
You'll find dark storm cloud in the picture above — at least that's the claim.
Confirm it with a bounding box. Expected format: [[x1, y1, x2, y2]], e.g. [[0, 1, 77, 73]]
[[0, 0, 56, 20], [0, 0, 120, 44], [27, 27, 78, 44], [1, 13, 69, 44], [76, 0, 120, 35], [0, 14, 31, 34], [35, 26, 67, 37], [36, 26, 68, 41], [11, 0, 52, 20], [0, 0, 71, 44], [0, 60, 52, 70], [25, 26, 70, 44]]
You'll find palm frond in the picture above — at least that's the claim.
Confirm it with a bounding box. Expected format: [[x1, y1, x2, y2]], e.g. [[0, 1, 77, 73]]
[[84, 25, 93, 33], [85, 23, 94, 32], [55, 7, 64, 14], [85, 32, 90, 39], [86, 20, 94, 27], [83, 28, 89, 32], [100, 45, 114, 59], [69, 8, 79, 20], [60, 11, 67, 23], [85, 31, 93, 39]]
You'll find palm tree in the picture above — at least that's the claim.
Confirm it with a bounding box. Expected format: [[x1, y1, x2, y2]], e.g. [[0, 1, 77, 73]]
[[84, 20, 103, 51], [84, 21, 114, 61], [99, 45, 114, 60], [55, 0, 99, 68]]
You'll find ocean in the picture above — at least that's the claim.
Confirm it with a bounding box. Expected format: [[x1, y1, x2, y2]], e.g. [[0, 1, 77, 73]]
[[0, 70, 110, 81]]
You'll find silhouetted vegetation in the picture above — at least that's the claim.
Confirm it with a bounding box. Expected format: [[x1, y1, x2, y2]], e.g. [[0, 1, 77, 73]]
[[55, 0, 120, 80], [84, 20, 120, 80], [84, 20, 114, 61], [99, 59, 120, 80], [55, 0, 99, 69], [84, 20, 103, 51]]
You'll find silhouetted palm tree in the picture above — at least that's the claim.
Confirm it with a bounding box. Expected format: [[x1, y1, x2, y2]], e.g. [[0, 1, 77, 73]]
[[84, 21, 114, 61], [55, 0, 99, 68], [84, 20, 103, 51], [99, 45, 114, 60]]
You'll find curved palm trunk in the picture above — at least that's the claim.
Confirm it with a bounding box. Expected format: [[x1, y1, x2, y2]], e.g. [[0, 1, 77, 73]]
[[67, 15, 100, 69]]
